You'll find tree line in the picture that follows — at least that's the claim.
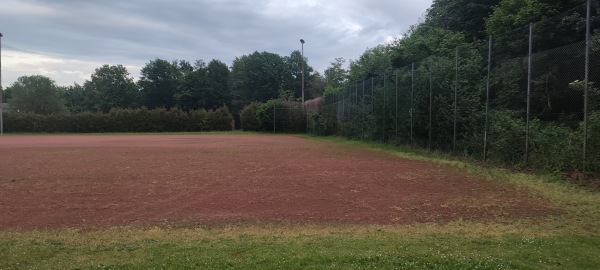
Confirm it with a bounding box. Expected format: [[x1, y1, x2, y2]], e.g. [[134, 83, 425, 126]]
[[2, 0, 597, 132], [2, 50, 325, 118]]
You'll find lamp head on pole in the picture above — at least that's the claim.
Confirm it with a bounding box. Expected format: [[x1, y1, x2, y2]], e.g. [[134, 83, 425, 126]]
[[300, 39, 305, 44]]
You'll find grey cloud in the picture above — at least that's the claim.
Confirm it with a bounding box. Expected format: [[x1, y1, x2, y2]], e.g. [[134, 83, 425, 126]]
[[0, 0, 432, 87]]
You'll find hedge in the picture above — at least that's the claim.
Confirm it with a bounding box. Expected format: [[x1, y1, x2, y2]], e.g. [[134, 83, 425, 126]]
[[3, 107, 234, 133]]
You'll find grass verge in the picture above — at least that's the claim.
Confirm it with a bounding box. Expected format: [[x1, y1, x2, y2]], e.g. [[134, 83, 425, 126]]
[[1, 225, 599, 269]]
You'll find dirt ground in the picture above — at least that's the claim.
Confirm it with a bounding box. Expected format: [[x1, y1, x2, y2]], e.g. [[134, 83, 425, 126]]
[[0, 134, 558, 229]]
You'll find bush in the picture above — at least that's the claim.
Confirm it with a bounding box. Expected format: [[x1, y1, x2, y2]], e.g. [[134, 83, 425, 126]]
[[207, 106, 234, 131], [239, 102, 262, 131], [586, 111, 600, 172]]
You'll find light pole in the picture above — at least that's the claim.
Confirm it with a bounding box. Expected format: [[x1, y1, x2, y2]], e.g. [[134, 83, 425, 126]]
[[0, 32, 3, 135], [300, 39, 305, 105], [0, 32, 3, 103]]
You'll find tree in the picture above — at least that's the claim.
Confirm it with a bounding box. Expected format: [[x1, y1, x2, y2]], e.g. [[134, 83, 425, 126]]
[[324, 58, 347, 88], [390, 26, 465, 68], [282, 50, 315, 99], [175, 59, 231, 111], [305, 71, 326, 100], [205, 59, 231, 109], [485, 0, 557, 36], [176, 60, 207, 111], [347, 45, 395, 82], [229, 51, 286, 112], [2, 87, 13, 102], [323, 58, 348, 101], [60, 83, 99, 113], [84, 64, 138, 112], [138, 59, 186, 109], [6, 75, 65, 114], [426, 0, 500, 41]]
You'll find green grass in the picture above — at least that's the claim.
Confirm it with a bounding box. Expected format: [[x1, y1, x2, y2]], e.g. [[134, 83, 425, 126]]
[[1, 226, 599, 269], [1, 134, 600, 269]]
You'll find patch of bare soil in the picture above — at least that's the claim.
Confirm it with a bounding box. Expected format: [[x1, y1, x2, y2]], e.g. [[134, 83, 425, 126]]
[[0, 135, 558, 229]]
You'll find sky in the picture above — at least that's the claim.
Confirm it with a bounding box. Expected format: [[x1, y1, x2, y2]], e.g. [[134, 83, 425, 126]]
[[0, 0, 432, 88]]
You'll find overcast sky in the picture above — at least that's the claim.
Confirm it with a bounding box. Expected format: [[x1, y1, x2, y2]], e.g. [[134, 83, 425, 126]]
[[0, 0, 432, 88]]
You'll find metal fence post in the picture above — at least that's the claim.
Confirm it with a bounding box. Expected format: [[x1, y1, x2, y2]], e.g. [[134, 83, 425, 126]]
[[383, 73, 386, 142], [453, 47, 459, 155], [584, 0, 591, 172], [525, 23, 533, 165], [411, 63, 415, 146], [371, 77, 374, 115], [273, 105, 276, 133], [396, 68, 399, 141], [429, 58, 433, 150], [484, 36, 492, 161], [363, 80, 366, 140]]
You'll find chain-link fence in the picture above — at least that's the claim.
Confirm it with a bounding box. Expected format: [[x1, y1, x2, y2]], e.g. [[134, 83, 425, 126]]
[[273, 103, 306, 133], [310, 1, 600, 174]]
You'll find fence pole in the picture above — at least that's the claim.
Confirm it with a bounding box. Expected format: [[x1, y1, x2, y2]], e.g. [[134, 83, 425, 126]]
[[273, 105, 276, 132], [453, 47, 459, 155], [383, 73, 386, 142], [525, 23, 533, 165], [371, 77, 374, 115], [411, 63, 415, 146], [363, 80, 366, 140], [396, 68, 399, 141], [583, 0, 590, 172], [484, 36, 492, 161], [429, 58, 433, 150], [362, 80, 365, 99]]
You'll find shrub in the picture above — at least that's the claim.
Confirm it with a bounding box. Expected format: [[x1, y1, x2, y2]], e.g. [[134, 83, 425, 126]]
[[207, 106, 234, 131], [240, 102, 262, 131]]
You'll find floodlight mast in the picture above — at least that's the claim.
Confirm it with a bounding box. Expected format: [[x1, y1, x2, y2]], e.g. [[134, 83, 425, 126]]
[[1, 32, 3, 135], [300, 39, 305, 105]]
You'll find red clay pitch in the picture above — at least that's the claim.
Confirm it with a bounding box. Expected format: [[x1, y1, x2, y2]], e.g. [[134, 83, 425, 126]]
[[0, 134, 557, 229]]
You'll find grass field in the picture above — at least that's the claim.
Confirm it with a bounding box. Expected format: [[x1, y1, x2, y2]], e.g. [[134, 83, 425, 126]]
[[1, 134, 599, 269]]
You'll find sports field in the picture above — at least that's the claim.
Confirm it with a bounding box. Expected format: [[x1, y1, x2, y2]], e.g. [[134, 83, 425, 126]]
[[1, 134, 599, 269], [0, 134, 555, 229]]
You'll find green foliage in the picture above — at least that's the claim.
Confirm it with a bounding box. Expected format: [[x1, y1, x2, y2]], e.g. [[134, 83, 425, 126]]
[[207, 106, 234, 131], [3, 107, 233, 133], [425, 0, 500, 41], [324, 58, 347, 88], [586, 111, 600, 171], [177, 60, 231, 111], [85, 64, 139, 112], [307, 110, 338, 136], [257, 99, 283, 132], [238, 100, 306, 133], [348, 45, 393, 83], [6, 75, 66, 115], [229, 52, 286, 110], [485, 0, 557, 36], [138, 59, 186, 109], [239, 102, 262, 131], [323, 85, 343, 104], [391, 26, 466, 68], [60, 83, 99, 113]]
